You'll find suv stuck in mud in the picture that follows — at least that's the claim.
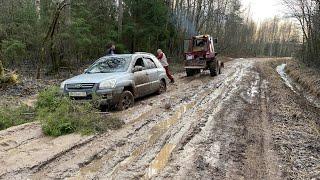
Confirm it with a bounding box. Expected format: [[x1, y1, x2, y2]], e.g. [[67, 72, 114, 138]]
[[60, 53, 168, 110], [184, 35, 223, 77]]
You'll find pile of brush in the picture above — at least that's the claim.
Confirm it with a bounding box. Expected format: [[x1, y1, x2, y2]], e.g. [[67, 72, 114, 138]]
[[0, 59, 19, 85]]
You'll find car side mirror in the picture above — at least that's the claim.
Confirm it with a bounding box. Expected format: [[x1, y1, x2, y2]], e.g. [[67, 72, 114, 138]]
[[214, 38, 218, 44], [133, 66, 144, 73]]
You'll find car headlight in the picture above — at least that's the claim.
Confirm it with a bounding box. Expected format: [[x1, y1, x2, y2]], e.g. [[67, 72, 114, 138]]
[[60, 81, 67, 90], [99, 79, 117, 89]]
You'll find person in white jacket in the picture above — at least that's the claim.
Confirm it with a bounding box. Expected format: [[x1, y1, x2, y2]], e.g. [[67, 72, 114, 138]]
[[157, 49, 174, 83]]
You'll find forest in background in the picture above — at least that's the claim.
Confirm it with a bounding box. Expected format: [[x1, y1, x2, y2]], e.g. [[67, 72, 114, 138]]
[[283, 0, 320, 67], [0, 0, 318, 77]]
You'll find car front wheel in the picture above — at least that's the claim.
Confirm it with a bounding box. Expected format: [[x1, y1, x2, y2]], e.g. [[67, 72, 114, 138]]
[[117, 90, 134, 111], [157, 80, 167, 94]]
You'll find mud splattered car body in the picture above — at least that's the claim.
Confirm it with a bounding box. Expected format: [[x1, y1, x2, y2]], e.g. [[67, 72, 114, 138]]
[[60, 53, 168, 110]]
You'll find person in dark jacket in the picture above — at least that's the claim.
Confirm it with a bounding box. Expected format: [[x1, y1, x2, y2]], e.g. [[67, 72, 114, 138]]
[[106, 43, 116, 56]]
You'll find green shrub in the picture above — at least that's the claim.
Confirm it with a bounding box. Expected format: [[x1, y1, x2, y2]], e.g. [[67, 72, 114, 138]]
[[0, 105, 34, 130], [1, 39, 26, 62], [0, 86, 124, 136], [36, 86, 124, 136]]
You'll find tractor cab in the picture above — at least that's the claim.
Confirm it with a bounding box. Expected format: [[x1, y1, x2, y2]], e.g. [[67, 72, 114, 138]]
[[184, 35, 221, 77]]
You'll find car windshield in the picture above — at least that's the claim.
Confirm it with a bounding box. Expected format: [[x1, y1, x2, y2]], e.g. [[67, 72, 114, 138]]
[[86, 56, 131, 74]]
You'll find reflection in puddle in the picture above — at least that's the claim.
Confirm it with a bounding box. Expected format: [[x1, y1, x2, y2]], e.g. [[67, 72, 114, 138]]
[[108, 102, 195, 179], [276, 64, 298, 93], [145, 144, 176, 179]]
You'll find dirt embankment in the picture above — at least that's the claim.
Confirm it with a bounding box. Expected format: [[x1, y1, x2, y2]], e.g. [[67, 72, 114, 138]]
[[286, 60, 320, 98], [259, 59, 320, 179]]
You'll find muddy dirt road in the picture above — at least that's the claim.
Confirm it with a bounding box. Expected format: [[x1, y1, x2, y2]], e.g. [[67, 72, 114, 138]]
[[0, 58, 319, 180]]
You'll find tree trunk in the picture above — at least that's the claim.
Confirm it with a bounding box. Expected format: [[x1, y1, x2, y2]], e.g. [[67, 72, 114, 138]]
[[0, 59, 4, 78], [65, 0, 71, 25], [36, 0, 69, 79], [35, 0, 41, 20], [118, 0, 123, 41]]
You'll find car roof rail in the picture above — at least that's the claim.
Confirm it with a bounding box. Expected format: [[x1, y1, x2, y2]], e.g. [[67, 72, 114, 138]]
[[134, 52, 154, 56]]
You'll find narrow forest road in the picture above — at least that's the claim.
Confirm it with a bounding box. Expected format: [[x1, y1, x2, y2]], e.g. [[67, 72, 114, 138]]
[[0, 58, 319, 180]]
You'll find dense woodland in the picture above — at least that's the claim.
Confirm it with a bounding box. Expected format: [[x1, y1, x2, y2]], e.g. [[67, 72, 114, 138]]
[[0, 0, 318, 77]]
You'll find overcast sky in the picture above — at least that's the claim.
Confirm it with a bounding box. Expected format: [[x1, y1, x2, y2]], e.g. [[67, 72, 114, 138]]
[[241, 0, 284, 22]]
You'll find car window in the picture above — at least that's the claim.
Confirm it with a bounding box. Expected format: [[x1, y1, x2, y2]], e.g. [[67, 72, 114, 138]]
[[134, 58, 145, 68], [86, 55, 131, 74], [144, 58, 157, 69]]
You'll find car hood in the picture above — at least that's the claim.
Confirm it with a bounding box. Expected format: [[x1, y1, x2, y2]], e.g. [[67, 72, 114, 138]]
[[64, 72, 128, 84]]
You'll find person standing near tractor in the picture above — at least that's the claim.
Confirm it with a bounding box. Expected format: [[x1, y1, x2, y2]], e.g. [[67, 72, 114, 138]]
[[157, 49, 175, 83]]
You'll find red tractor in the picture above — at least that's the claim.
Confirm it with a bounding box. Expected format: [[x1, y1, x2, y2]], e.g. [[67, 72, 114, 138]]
[[184, 35, 223, 77]]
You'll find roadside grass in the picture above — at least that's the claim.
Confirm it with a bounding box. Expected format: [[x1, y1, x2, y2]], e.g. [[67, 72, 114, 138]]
[[285, 60, 320, 98], [0, 86, 124, 136], [0, 105, 34, 131], [267, 57, 320, 98]]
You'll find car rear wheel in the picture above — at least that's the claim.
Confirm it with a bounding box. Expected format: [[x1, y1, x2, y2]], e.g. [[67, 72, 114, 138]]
[[117, 90, 134, 111], [157, 80, 167, 94]]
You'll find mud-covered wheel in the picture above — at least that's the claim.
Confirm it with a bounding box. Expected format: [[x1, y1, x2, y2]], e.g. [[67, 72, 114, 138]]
[[157, 79, 167, 94], [117, 90, 134, 111], [218, 61, 222, 74], [209, 61, 217, 77], [186, 69, 194, 77]]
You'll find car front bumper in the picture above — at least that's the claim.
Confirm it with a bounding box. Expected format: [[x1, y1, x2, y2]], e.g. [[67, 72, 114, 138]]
[[62, 85, 124, 107]]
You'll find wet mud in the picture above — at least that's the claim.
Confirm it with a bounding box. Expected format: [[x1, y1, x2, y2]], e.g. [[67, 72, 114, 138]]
[[0, 58, 319, 180]]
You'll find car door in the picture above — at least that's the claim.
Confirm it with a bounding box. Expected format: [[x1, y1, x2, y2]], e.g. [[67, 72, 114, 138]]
[[132, 56, 150, 97], [143, 57, 160, 94]]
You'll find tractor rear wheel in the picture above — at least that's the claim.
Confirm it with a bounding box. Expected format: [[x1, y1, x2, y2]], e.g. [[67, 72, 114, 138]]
[[209, 62, 218, 77], [186, 69, 194, 77], [194, 69, 201, 75]]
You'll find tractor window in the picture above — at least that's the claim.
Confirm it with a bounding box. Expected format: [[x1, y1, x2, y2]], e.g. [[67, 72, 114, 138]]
[[193, 39, 207, 52]]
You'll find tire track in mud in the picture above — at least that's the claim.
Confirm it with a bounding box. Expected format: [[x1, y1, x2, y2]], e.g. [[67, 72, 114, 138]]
[[89, 61, 249, 179], [9, 71, 226, 179], [45, 63, 240, 180], [0, 122, 43, 152], [154, 61, 282, 180], [152, 61, 255, 179], [0, 78, 184, 179], [143, 63, 250, 179], [66, 74, 233, 180], [1, 59, 272, 180]]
